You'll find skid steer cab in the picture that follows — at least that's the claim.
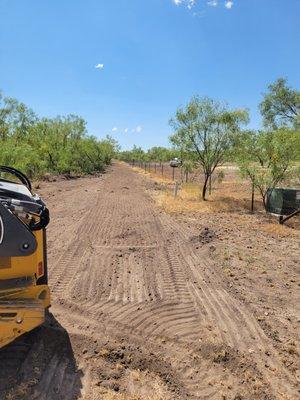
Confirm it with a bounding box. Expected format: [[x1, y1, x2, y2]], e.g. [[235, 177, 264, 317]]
[[0, 166, 50, 348]]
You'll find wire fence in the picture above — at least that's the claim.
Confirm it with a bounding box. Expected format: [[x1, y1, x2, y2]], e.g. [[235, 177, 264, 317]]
[[125, 159, 255, 207], [127, 159, 192, 182]]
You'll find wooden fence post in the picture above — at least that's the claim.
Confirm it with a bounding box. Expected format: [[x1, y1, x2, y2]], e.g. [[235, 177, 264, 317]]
[[174, 182, 179, 197], [251, 182, 255, 212]]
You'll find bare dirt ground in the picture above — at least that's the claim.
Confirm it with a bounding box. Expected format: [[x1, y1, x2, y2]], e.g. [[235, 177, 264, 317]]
[[0, 162, 299, 400]]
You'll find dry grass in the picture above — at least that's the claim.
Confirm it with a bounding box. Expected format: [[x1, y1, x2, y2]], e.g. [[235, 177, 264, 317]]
[[130, 163, 257, 214], [260, 222, 300, 237], [153, 181, 259, 214], [132, 166, 174, 185], [130, 164, 300, 235]]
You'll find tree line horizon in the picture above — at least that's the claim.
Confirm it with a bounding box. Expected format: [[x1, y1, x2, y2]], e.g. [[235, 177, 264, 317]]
[[1, 77, 299, 208], [0, 92, 119, 178], [119, 78, 300, 207]]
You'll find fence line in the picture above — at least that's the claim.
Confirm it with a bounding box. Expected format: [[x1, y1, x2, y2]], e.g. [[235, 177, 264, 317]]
[[127, 159, 184, 182]]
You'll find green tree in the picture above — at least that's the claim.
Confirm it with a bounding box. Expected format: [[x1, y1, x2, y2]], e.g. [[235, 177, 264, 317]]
[[0, 92, 37, 141], [147, 146, 179, 162], [0, 90, 117, 178], [117, 146, 145, 162], [181, 159, 196, 182], [235, 130, 299, 210], [0, 92, 18, 140], [170, 96, 249, 200], [260, 78, 300, 130], [118, 146, 181, 164]]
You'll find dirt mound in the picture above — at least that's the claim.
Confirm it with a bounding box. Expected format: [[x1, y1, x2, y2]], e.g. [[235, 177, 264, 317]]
[[190, 227, 217, 244]]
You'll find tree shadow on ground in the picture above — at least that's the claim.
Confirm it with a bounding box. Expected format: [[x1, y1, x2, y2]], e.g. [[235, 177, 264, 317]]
[[212, 195, 263, 213], [0, 312, 83, 400]]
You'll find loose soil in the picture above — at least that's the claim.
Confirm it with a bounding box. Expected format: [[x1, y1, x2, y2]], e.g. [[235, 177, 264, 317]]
[[0, 162, 299, 400]]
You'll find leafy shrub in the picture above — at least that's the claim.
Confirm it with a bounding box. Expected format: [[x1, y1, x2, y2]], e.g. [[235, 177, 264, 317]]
[[0, 91, 118, 178]]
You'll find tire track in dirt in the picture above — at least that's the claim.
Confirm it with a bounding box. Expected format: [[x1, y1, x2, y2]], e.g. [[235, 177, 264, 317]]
[[157, 211, 299, 399], [51, 299, 223, 400], [2, 162, 295, 399], [45, 165, 221, 398], [0, 314, 83, 400], [45, 163, 297, 399]]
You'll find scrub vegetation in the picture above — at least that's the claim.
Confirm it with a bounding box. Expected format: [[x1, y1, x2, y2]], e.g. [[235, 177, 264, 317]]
[[120, 78, 300, 206], [0, 91, 119, 178]]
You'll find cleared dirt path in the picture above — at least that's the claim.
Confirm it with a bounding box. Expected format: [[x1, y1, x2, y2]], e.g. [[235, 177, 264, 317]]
[[0, 163, 298, 400]]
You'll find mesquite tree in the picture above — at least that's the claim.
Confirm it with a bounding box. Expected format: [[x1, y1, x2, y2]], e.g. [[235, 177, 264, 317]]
[[260, 78, 300, 130], [0, 89, 118, 177], [235, 130, 299, 210], [170, 96, 248, 200]]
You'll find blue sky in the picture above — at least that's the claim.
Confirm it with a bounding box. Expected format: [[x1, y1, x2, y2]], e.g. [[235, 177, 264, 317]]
[[0, 0, 299, 150]]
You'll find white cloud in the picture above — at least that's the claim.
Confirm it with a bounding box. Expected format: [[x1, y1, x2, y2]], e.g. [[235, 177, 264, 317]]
[[132, 125, 142, 133], [225, 1, 233, 9], [172, 0, 195, 8], [207, 0, 218, 6], [111, 126, 141, 134], [187, 0, 195, 9], [95, 63, 104, 69], [172, 0, 236, 12]]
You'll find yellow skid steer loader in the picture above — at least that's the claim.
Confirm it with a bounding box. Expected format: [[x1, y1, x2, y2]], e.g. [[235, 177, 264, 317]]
[[0, 166, 50, 348]]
